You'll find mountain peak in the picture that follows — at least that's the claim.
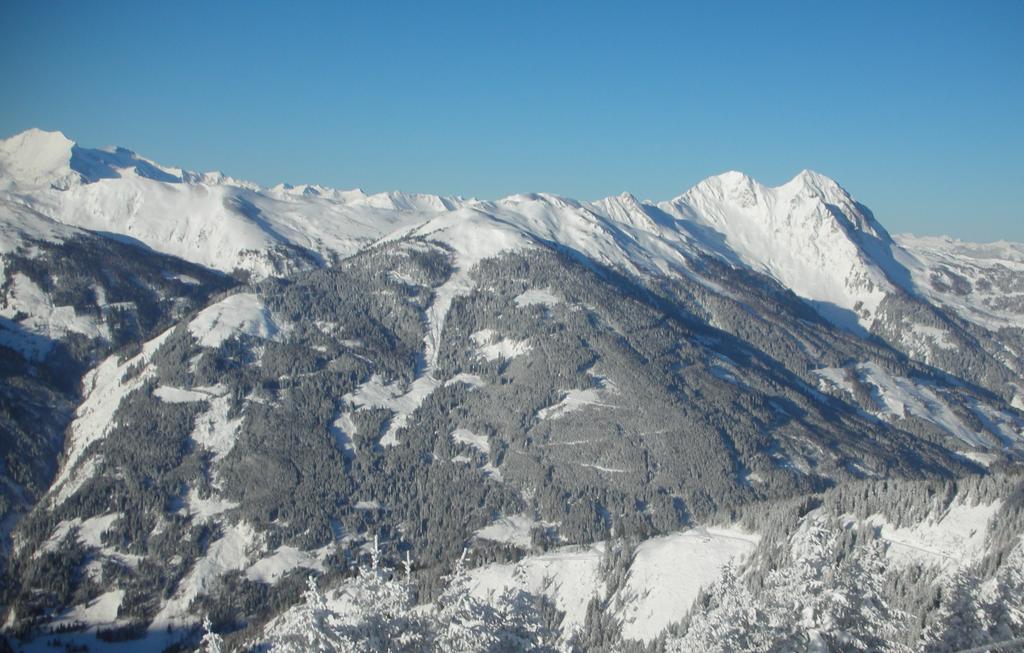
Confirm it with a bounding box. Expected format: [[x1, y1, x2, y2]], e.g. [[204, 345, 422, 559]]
[[3, 127, 75, 151], [0, 128, 77, 189], [782, 168, 850, 202], [697, 170, 759, 190]]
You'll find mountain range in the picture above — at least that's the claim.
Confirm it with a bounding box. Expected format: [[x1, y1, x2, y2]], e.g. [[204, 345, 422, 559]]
[[0, 129, 1022, 652]]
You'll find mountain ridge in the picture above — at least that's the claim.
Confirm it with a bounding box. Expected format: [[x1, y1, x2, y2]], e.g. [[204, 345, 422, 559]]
[[3, 128, 1023, 396], [2, 128, 1023, 651]]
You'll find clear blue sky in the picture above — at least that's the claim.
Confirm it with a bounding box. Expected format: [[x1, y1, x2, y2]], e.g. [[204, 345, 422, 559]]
[[2, 1, 1022, 241]]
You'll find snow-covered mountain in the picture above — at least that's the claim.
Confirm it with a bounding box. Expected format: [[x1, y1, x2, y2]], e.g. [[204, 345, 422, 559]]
[[896, 233, 1024, 329], [0, 129, 461, 278], [0, 131, 1011, 328], [4, 129, 1021, 394], [2, 128, 1023, 652]]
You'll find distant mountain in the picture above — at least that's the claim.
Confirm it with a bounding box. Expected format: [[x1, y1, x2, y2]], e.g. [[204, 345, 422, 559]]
[[1, 129, 1022, 651], [2, 130, 1021, 395]]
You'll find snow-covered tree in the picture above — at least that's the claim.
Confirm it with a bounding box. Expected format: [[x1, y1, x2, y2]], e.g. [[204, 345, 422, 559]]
[[251, 546, 560, 652], [921, 542, 1024, 652], [259, 575, 355, 652], [667, 561, 775, 653], [433, 549, 501, 652], [669, 518, 910, 653], [199, 615, 223, 653]]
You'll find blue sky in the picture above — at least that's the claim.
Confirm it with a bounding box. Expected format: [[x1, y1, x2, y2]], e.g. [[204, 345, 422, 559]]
[[2, 1, 1022, 240]]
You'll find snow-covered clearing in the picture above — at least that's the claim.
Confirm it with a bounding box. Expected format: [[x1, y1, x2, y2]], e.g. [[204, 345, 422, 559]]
[[616, 527, 760, 642], [153, 384, 224, 403], [188, 293, 285, 348], [580, 463, 626, 474], [189, 394, 244, 464], [471, 328, 531, 361], [60, 590, 124, 628], [329, 410, 358, 457], [344, 373, 441, 447], [246, 546, 324, 584], [444, 372, 486, 388], [0, 272, 109, 360], [183, 487, 238, 522], [451, 428, 491, 454], [474, 514, 538, 549], [153, 521, 258, 629], [466, 526, 759, 642], [863, 498, 1001, 570], [537, 388, 616, 420], [467, 544, 605, 633], [514, 287, 561, 308]]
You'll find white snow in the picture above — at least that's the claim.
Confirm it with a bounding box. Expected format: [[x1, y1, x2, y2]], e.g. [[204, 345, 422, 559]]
[[65, 590, 124, 627], [864, 499, 1001, 571], [187, 293, 284, 348], [960, 451, 998, 468], [166, 272, 200, 285], [343, 373, 440, 447], [37, 519, 79, 556], [0, 131, 462, 278], [49, 327, 174, 507], [153, 385, 221, 403], [466, 525, 759, 643], [77, 513, 121, 548], [537, 388, 616, 420], [580, 464, 626, 474], [474, 514, 537, 549], [467, 543, 605, 633], [329, 411, 358, 457], [245, 546, 324, 584], [451, 428, 491, 454], [616, 527, 761, 642], [1013, 393, 1024, 412], [814, 362, 1014, 450], [0, 129, 81, 189], [339, 236, 487, 450], [444, 372, 486, 388], [909, 324, 956, 350], [0, 196, 79, 255], [0, 272, 109, 359], [189, 394, 244, 463], [815, 366, 854, 395], [340, 232, 496, 447], [153, 521, 258, 629], [897, 234, 1024, 329], [514, 288, 561, 308], [471, 328, 532, 361], [9, 128, 1005, 345], [183, 487, 238, 522], [857, 362, 989, 448], [658, 170, 893, 332]]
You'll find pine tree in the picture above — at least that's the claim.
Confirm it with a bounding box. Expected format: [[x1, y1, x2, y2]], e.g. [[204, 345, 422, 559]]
[[199, 615, 223, 653], [434, 549, 501, 652]]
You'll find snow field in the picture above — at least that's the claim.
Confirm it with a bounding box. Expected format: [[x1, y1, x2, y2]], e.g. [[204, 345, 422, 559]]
[[466, 526, 759, 643]]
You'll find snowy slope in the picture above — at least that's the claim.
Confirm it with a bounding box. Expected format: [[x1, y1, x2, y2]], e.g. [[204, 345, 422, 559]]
[[657, 170, 904, 332], [465, 526, 759, 643], [0, 129, 895, 320], [6, 127, 1017, 342], [4, 129, 1022, 437], [896, 233, 1024, 329], [0, 129, 459, 278]]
